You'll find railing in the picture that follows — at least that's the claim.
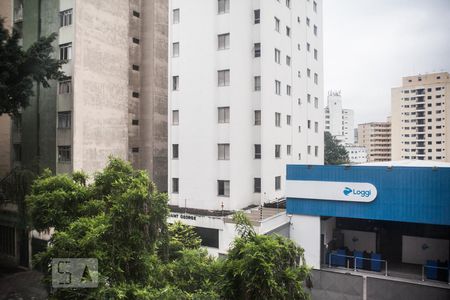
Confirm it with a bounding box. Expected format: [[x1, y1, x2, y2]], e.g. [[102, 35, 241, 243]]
[[328, 253, 388, 276], [422, 265, 450, 284]]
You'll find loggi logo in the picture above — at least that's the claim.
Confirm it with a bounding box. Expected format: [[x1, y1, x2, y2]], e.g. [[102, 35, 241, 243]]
[[343, 187, 372, 198]]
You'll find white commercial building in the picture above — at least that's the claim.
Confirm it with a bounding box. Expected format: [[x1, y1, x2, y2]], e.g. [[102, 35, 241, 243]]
[[168, 0, 323, 255], [344, 144, 368, 164], [325, 91, 354, 144]]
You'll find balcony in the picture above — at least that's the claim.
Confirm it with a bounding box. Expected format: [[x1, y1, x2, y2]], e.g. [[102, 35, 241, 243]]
[[416, 104, 425, 110], [416, 89, 425, 95]]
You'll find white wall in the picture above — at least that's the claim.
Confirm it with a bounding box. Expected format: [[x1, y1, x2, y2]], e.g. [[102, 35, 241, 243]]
[[290, 214, 321, 268], [342, 229, 376, 252], [320, 217, 335, 245], [402, 236, 449, 265]]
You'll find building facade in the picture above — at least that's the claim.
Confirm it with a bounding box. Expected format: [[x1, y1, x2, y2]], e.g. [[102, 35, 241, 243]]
[[9, 0, 168, 191], [344, 144, 368, 164], [168, 0, 323, 254], [391, 72, 450, 162], [325, 91, 354, 144], [357, 121, 391, 162]]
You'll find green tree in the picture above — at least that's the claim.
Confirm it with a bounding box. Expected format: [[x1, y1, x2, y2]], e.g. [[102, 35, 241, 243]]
[[0, 18, 64, 116], [167, 221, 201, 260], [324, 131, 349, 165], [222, 212, 311, 300]]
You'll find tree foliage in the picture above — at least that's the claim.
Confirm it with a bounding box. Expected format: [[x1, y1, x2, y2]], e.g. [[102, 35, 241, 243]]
[[27, 158, 311, 299], [0, 17, 65, 116], [324, 131, 350, 165]]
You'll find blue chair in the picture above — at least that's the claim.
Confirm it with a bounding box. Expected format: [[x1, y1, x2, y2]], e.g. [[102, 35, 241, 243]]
[[426, 260, 437, 280], [336, 249, 346, 267]]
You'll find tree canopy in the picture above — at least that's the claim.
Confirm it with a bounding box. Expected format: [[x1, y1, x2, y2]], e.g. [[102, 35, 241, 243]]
[[0, 17, 64, 116], [26, 158, 311, 299], [324, 131, 350, 165]]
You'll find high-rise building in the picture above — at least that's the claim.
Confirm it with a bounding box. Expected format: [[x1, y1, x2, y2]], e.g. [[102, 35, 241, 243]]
[[391, 72, 450, 162], [8, 0, 168, 191], [325, 91, 354, 144], [168, 0, 323, 254], [357, 121, 391, 162], [0, 0, 12, 178]]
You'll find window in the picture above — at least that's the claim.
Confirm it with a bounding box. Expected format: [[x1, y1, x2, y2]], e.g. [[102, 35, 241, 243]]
[[286, 85, 291, 95], [254, 9, 260, 24], [133, 10, 140, 18], [286, 55, 291, 66], [275, 112, 281, 127], [218, 0, 230, 14], [275, 48, 281, 63], [254, 76, 261, 91], [254, 144, 261, 159], [286, 0, 291, 8], [307, 43, 310, 52], [132, 92, 139, 98], [254, 43, 261, 57], [218, 144, 230, 160], [59, 79, 71, 94], [172, 110, 179, 125], [218, 180, 230, 197], [314, 73, 318, 84], [172, 76, 179, 90], [286, 26, 291, 37], [132, 119, 139, 125], [314, 97, 318, 108], [218, 107, 230, 123], [217, 70, 230, 86], [172, 178, 179, 193], [13, 144, 21, 161], [58, 146, 71, 162], [132, 147, 139, 153], [59, 43, 72, 60], [275, 176, 281, 190], [307, 145, 311, 154], [314, 49, 318, 60], [315, 146, 319, 157], [173, 9, 180, 24], [172, 42, 180, 57], [173, 144, 179, 159], [132, 37, 140, 44], [254, 178, 261, 193], [275, 80, 281, 95], [307, 120, 311, 129], [287, 115, 291, 125], [254, 110, 261, 125], [314, 121, 318, 133], [313, 25, 318, 36], [306, 17, 310, 26], [58, 111, 71, 129], [287, 145, 292, 155], [132, 64, 140, 71], [275, 145, 281, 158], [59, 9, 72, 27], [275, 17, 280, 32], [307, 94, 311, 103], [313, 1, 317, 12], [218, 33, 230, 50], [307, 68, 311, 77]]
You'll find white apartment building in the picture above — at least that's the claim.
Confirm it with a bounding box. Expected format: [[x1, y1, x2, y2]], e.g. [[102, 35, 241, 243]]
[[344, 144, 368, 164], [325, 91, 354, 144], [169, 0, 323, 254], [391, 72, 450, 162]]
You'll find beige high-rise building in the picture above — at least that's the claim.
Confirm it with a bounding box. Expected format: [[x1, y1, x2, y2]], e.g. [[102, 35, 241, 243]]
[[5, 0, 168, 191], [391, 72, 450, 162], [357, 121, 391, 162]]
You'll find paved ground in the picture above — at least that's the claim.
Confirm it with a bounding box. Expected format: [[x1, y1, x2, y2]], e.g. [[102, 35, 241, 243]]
[[0, 268, 48, 300]]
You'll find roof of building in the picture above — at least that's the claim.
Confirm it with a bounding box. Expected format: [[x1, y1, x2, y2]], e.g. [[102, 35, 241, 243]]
[[360, 160, 450, 168]]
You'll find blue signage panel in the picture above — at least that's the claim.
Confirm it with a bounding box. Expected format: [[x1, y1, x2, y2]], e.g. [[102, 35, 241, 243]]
[[286, 165, 450, 226]]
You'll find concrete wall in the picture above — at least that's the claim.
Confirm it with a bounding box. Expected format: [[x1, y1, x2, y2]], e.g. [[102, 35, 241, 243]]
[[140, 0, 168, 192], [72, 0, 129, 174]]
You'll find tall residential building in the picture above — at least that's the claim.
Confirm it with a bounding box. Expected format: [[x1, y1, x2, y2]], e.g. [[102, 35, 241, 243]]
[[344, 144, 368, 164], [325, 91, 354, 144], [357, 121, 391, 162], [391, 72, 450, 162], [0, 0, 12, 178], [9, 0, 168, 191], [168, 0, 323, 254]]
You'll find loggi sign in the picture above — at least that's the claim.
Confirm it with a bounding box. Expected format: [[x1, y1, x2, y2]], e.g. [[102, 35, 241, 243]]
[[286, 180, 377, 203]]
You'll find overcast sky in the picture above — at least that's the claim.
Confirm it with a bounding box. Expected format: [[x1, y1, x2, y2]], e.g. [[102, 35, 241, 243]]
[[323, 0, 450, 125]]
